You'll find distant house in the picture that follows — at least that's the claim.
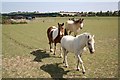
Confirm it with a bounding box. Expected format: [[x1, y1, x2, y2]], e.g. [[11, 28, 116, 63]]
[[26, 16, 35, 20], [59, 11, 77, 16]]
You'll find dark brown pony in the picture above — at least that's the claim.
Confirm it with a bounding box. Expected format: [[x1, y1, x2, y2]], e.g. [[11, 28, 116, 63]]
[[47, 23, 65, 57]]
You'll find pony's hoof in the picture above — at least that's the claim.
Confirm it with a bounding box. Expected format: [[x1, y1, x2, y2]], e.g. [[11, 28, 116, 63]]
[[63, 61, 65, 63], [65, 65, 68, 68], [50, 49, 53, 52], [76, 68, 80, 71], [53, 53, 55, 55], [82, 71, 85, 74]]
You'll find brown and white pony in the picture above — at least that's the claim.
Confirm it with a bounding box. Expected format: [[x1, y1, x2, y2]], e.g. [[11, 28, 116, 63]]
[[47, 23, 65, 57], [65, 18, 84, 37]]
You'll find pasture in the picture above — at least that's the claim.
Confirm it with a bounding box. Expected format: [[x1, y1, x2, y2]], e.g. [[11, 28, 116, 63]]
[[2, 17, 118, 78]]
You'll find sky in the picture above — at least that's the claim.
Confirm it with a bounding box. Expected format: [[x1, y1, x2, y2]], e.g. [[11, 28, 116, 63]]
[[1, 0, 120, 2], [1, 2, 119, 13]]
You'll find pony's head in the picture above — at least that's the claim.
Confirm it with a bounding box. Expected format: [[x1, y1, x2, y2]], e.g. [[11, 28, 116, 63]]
[[74, 18, 84, 29], [86, 34, 95, 54], [58, 23, 65, 36]]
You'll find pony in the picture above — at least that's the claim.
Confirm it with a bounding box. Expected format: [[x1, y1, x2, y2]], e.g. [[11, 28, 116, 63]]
[[61, 33, 95, 74], [47, 23, 65, 57], [65, 18, 84, 36]]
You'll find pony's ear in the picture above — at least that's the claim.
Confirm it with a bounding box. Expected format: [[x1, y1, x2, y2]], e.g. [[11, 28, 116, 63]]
[[61, 23, 64, 26], [88, 35, 91, 39], [88, 35, 90, 39], [92, 35, 95, 38], [79, 18, 81, 20], [82, 18, 84, 21]]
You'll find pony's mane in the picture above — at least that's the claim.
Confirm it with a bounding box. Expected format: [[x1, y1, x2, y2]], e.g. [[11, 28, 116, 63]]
[[76, 33, 92, 42], [77, 32, 91, 38]]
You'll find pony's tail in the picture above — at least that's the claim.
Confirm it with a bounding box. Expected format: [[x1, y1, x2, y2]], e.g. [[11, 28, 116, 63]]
[[64, 28, 68, 35]]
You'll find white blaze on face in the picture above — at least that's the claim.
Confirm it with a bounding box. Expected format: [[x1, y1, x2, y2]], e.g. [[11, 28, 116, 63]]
[[60, 31, 64, 35], [80, 23, 84, 29]]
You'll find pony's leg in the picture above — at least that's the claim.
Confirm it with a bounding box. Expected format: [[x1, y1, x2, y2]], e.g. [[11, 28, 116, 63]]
[[49, 42, 53, 52], [59, 44, 63, 58], [53, 43, 56, 55], [77, 54, 85, 74], [75, 53, 80, 71], [76, 59, 80, 71], [62, 48, 68, 67], [64, 50, 68, 68], [62, 48, 66, 63]]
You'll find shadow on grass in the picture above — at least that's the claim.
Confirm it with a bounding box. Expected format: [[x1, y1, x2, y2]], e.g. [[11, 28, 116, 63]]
[[30, 49, 50, 62], [40, 63, 70, 79]]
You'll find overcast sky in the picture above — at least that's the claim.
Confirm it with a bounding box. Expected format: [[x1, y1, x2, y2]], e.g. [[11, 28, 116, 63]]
[[1, 0, 119, 2], [1, 1, 119, 13]]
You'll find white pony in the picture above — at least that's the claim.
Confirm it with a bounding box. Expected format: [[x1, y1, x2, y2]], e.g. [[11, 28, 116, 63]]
[[65, 18, 84, 36], [61, 33, 95, 74]]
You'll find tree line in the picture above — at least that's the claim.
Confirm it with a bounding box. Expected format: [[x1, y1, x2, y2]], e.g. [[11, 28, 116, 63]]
[[1, 10, 120, 18]]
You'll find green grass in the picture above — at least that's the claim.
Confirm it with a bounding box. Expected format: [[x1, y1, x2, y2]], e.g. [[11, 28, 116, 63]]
[[2, 17, 118, 78]]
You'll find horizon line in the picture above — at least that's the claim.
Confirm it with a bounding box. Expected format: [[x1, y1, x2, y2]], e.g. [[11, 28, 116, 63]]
[[2, 10, 119, 14]]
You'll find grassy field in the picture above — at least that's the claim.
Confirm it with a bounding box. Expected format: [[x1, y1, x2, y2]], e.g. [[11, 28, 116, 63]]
[[2, 17, 118, 78]]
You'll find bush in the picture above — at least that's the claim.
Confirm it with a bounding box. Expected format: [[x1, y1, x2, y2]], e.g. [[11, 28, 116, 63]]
[[2, 18, 28, 24]]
